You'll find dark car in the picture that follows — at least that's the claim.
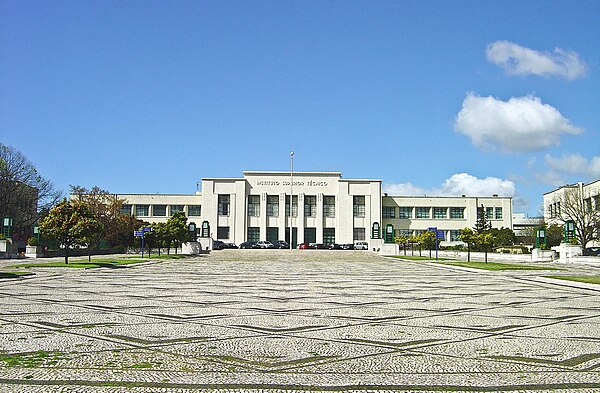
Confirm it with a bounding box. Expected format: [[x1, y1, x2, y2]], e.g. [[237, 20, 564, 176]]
[[315, 243, 328, 249], [297, 242, 315, 249], [328, 243, 342, 250], [584, 247, 600, 256], [213, 240, 226, 250], [272, 240, 290, 249], [225, 243, 238, 249], [239, 241, 259, 249], [340, 243, 354, 250]]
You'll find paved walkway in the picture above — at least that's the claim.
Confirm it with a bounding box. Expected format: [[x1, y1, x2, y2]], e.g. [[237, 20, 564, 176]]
[[0, 250, 599, 392]]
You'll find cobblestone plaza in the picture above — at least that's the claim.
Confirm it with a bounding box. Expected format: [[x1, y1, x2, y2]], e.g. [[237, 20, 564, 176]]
[[1, 250, 599, 392]]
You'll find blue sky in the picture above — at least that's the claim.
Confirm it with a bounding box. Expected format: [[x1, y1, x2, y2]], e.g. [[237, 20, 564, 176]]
[[2, 1, 599, 216]]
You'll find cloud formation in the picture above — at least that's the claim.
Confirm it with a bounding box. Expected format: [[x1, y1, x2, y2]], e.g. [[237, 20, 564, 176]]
[[454, 93, 582, 152], [545, 153, 600, 177], [486, 40, 587, 80], [383, 173, 516, 197]]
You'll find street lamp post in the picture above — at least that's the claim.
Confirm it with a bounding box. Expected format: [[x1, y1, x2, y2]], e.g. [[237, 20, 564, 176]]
[[290, 151, 294, 250]]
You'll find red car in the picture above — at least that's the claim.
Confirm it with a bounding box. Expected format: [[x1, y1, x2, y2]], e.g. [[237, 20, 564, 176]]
[[297, 242, 315, 249]]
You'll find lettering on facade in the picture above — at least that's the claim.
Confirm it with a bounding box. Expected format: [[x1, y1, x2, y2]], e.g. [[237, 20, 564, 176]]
[[255, 180, 328, 187]]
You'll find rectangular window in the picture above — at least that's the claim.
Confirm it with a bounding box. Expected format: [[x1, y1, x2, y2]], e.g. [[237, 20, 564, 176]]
[[486, 207, 494, 219], [188, 205, 201, 216], [449, 207, 464, 219], [217, 226, 229, 240], [120, 204, 132, 216], [153, 205, 167, 216], [495, 207, 503, 220], [170, 205, 184, 216], [218, 195, 230, 216], [585, 198, 592, 212], [398, 207, 412, 219], [415, 207, 430, 219], [304, 195, 317, 217], [285, 195, 298, 217], [433, 207, 447, 219], [323, 228, 335, 245], [398, 229, 412, 237], [382, 206, 396, 218], [247, 227, 260, 242], [353, 227, 366, 241], [450, 230, 461, 241], [266, 195, 279, 217], [248, 195, 260, 217], [266, 227, 278, 242], [323, 196, 335, 218], [304, 227, 316, 243], [353, 196, 365, 218], [135, 205, 149, 216]]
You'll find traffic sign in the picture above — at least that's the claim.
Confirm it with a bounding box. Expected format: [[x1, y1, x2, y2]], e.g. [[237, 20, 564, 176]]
[[134, 231, 144, 237], [142, 227, 153, 232], [436, 230, 445, 239], [428, 227, 437, 232]]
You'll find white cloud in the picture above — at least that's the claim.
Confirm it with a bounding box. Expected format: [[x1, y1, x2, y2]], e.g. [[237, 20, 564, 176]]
[[534, 170, 565, 187], [544, 153, 600, 177], [486, 40, 587, 80], [384, 173, 516, 197], [454, 93, 582, 152]]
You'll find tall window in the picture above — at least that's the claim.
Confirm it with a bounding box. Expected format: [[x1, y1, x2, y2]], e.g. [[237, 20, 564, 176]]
[[449, 207, 464, 219], [353, 227, 366, 241], [267, 195, 279, 217], [398, 207, 412, 219], [153, 205, 167, 216], [495, 207, 503, 219], [120, 204, 132, 216], [304, 195, 317, 217], [353, 196, 365, 217], [170, 205, 184, 216], [248, 195, 260, 217], [486, 207, 494, 219], [304, 227, 316, 243], [415, 207, 430, 219], [247, 227, 260, 242], [136, 205, 149, 216], [266, 227, 278, 242], [323, 196, 335, 218], [218, 195, 230, 216], [382, 206, 396, 218], [433, 207, 447, 219], [188, 205, 201, 216], [285, 195, 298, 217], [217, 226, 229, 239], [323, 228, 335, 245]]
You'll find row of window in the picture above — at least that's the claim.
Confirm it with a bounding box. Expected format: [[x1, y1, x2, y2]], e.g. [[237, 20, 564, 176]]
[[121, 204, 201, 217], [382, 206, 503, 220], [395, 229, 462, 241], [218, 194, 366, 218], [217, 226, 367, 243]]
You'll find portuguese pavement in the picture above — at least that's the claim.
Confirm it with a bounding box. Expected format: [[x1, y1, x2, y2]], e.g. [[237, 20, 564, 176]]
[[0, 250, 599, 392]]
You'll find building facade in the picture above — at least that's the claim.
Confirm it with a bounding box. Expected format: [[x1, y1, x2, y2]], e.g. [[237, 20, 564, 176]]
[[112, 170, 515, 248], [543, 180, 600, 225]]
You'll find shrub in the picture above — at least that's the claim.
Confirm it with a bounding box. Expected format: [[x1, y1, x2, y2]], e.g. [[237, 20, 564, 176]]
[[27, 237, 39, 246]]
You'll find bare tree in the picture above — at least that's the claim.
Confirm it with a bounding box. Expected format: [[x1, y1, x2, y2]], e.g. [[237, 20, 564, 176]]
[[558, 186, 600, 251], [0, 143, 62, 237]]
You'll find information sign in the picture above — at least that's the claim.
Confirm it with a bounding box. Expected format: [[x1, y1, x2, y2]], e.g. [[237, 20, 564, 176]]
[[134, 231, 144, 237]]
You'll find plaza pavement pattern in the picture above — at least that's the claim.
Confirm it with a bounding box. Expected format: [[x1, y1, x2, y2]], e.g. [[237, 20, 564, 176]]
[[0, 250, 599, 392]]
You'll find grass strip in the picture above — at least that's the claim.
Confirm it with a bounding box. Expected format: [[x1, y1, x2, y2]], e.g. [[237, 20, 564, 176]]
[[7, 258, 150, 269], [437, 261, 559, 271], [390, 255, 454, 261], [545, 275, 600, 285], [0, 272, 35, 279]]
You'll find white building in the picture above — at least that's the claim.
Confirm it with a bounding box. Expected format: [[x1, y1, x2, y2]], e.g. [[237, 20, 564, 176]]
[[543, 179, 600, 225], [112, 170, 513, 247]]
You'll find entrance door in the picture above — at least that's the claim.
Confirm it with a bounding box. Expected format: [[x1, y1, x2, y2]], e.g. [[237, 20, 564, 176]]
[[285, 227, 298, 248]]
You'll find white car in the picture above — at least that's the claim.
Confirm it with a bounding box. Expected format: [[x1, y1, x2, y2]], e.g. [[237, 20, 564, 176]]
[[354, 241, 369, 250], [256, 240, 275, 249]]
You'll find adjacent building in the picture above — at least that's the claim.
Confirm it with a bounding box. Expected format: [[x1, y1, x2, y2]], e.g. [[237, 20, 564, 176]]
[[113, 170, 514, 247], [543, 180, 600, 225]]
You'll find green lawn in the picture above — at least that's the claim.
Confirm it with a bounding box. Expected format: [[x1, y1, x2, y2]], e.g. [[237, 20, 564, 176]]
[[124, 254, 189, 260], [390, 255, 454, 261], [546, 275, 600, 285], [0, 271, 35, 279], [438, 261, 559, 271], [8, 258, 152, 269]]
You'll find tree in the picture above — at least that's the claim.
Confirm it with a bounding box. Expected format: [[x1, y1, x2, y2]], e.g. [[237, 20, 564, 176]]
[[489, 227, 516, 247], [0, 143, 61, 239], [474, 232, 496, 263], [38, 199, 101, 264], [460, 228, 475, 262], [394, 235, 409, 255], [475, 204, 492, 233], [557, 186, 600, 251], [166, 211, 189, 253], [420, 231, 437, 258]]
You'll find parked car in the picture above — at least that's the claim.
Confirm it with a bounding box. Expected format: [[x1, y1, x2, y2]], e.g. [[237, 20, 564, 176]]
[[239, 241, 259, 249], [328, 243, 342, 250], [354, 241, 369, 250], [297, 242, 315, 249], [584, 247, 600, 256], [271, 240, 290, 249], [213, 240, 226, 250], [315, 243, 329, 249], [340, 243, 354, 250], [225, 243, 238, 249], [256, 240, 275, 249]]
